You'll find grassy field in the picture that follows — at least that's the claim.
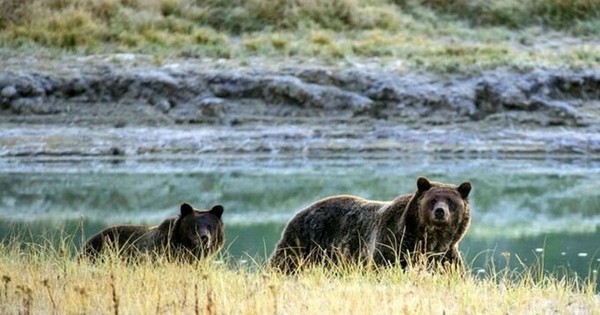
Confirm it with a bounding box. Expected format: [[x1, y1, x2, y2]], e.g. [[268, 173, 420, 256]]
[[0, 236, 598, 314], [0, 0, 599, 72]]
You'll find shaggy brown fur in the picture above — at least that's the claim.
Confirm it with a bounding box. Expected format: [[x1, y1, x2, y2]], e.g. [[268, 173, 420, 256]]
[[81, 203, 225, 262], [269, 177, 471, 273]]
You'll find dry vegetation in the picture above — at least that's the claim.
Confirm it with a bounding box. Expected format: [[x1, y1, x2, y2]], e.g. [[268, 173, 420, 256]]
[[0, 236, 598, 314], [0, 2, 598, 313], [0, 0, 598, 72]]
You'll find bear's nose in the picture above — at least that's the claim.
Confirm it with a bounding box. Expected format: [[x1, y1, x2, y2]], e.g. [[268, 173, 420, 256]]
[[200, 235, 210, 243], [434, 208, 445, 219]]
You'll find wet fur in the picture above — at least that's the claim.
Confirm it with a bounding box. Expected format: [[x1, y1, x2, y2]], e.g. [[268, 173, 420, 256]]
[[269, 177, 471, 273], [81, 203, 224, 262]]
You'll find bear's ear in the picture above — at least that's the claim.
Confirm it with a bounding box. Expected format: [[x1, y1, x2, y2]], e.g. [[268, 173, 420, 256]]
[[180, 203, 194, 217], [457, 182, 472, 199], [210, 205, 224, 219], [417, 177, 432, 192]]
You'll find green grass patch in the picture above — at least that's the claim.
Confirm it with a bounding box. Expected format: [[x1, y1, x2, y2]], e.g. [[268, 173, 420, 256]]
[[413, 0, 600, 29], [0, 0, 598, 72]]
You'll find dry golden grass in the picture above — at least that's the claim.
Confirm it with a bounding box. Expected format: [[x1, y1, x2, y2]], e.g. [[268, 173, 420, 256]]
[[0, 238, 598, 315]]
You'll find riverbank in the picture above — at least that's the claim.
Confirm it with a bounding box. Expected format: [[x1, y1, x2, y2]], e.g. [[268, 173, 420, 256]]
[[1, 55, 599, 158]]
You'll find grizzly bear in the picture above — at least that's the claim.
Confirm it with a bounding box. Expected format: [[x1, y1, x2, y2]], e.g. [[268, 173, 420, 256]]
[[269, 177, 471, 273], [81, 203, 225, 262]]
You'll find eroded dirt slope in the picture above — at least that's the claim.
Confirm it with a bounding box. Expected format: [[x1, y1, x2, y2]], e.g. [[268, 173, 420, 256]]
[[1, 55, 599, 157]]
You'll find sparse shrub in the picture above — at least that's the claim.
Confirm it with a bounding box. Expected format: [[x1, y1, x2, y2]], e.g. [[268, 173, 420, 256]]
[[270, 34, 289, 51], [351, 30, 398, 57], [142, 29, 169, 45], [242, 36, 267, 53], [304, 31, 346, 58], [160, 0, 183, 17], [360, 6, 401, 30], [6, 8, 105, 50], [0, 0, 34, 28], [197, 2, 254, 33], [571, 18, 600, 35], [89, 0, 121, 22], [532, 0, 600, 28], [120, 0, 140, 9], [118, 33, 144, 48], [193, 27, 225, 45], [309, 30, 334, 46], [47, 10, 103, 49], [159, 17, 194, 34], [194, 0, 399, 33], [47, 0, 71, 10], [412, 0, 600, 29]]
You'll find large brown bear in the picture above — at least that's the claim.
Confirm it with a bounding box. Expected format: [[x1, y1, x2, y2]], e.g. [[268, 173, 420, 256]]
[[81, 203, 225, 262], [269, 177, 471, 273]]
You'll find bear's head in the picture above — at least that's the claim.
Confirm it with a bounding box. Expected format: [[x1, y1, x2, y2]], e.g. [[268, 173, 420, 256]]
[[416, 176, 471, 229], [172, 203, 225, 258], [405, 177, 472, 246]]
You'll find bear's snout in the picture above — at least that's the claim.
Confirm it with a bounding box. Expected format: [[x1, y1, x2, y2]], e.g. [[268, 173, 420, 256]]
[[197, 228, 212, 246], [434, 207, 445, 220], [432, 200, 449, 222]]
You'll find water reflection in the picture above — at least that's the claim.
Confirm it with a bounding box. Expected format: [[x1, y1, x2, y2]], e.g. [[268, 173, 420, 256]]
[[0, 155, 598, 288]]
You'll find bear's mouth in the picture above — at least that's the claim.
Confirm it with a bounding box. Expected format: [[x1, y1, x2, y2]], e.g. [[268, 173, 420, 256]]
[[431, 217, 449, 225]]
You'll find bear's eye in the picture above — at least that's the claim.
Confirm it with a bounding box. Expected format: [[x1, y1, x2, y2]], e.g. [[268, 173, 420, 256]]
[[196, 223, 214, 231], [448, 203, 457, 212]]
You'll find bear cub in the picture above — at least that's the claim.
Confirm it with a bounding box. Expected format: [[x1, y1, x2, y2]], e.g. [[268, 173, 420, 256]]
[[269, 177, 471, 273], [81, 203, 225, 262]]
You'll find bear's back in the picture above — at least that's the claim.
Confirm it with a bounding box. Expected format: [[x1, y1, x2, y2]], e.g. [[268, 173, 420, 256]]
[[294, 195, 386, 232], [81, 224, 152, 260], [278, 196, 387, 256]]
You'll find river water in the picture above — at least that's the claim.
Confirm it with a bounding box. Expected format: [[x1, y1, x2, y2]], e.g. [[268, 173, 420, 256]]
[[1, 155, 598, 286]]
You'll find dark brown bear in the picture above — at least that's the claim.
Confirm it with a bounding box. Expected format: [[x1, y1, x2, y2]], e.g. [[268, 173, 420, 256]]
[[81, 203, 225, 262], [269, 177, 471, 273]]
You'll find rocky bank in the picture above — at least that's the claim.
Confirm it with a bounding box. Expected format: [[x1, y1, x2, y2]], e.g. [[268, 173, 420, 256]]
[[1, 55, 599, 157]]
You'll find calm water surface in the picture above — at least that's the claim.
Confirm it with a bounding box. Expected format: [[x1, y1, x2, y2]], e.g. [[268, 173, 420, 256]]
[[1, 155, 598, 287]]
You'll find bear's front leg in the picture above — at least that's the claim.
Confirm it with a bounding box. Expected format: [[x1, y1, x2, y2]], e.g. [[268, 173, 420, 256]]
[[442, 246, 466, 274]]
